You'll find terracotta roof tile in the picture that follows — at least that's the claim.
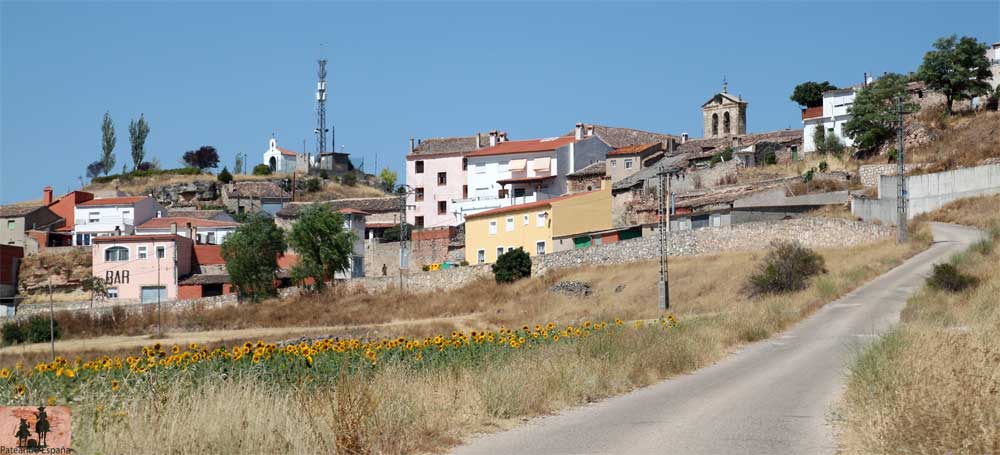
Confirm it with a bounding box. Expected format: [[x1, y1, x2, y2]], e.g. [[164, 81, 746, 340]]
[[464, 136, 577, 158], [409, 133, 490, 157], [0, 205, 45, 217], [77, 196, 148, 206], [465, 190, 599, 220], [567, 161, 607, 178], [193, 244, 225, 266], [607, 142, 661, 157]]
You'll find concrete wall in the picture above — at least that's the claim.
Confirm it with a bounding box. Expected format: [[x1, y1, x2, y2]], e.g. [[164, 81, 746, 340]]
[[852, 164, 1000, 225]]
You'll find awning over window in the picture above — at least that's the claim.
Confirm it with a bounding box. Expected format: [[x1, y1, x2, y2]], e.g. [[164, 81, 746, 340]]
[[508, 159, 527, 172], [532, 157, 551, 172]]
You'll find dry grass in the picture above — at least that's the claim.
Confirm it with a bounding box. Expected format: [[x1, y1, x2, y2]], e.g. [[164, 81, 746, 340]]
[[914, 194, 1000, 232], [297, 180, 387, 201], [737, 152, 852, 183], [50, 235, 928, 454], [839, 196, 1000, 454], [858, 108, 1000, 172]]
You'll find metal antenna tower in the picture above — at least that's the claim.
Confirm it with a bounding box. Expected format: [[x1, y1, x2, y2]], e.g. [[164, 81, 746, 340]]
[[315, 58, 330, 164], [895, 96, 908, 243]]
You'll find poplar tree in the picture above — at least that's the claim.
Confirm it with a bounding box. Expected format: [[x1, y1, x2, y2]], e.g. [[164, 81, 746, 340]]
[[100, 111, 116, 176]]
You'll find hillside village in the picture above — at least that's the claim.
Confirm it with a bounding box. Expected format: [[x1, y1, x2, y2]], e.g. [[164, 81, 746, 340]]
[[2, 2, 1000, 452], [1, 38, 999, 308]]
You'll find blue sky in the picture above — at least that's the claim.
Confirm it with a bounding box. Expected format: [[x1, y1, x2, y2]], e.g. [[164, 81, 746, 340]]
[[2, 1, 997, 204]]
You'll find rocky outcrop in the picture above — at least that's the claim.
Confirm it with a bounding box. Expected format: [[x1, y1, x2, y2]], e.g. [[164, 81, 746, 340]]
[[149, 181, 219, 207]]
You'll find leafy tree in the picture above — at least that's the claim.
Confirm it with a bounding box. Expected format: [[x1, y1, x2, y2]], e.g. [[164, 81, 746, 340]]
[[136, 161, 157, 171], [221, 214, 286, 302], [81, 276, 108, 308], [812, 124, 826, 151], [100, 111, 116, 176], [493, 248, 531, 283], [252, 163, 272, 176], [86, 161, 105, 180], [286, 204, 355, 290], [820, 134, 846, 155], [379, 168, 398, 191], [217, 167, 233, 184], [128, 114, 150, 170], [917, 35, 992, 115], [183, 146, 221, 170], [319, 169, 329, 180], [382, 222, 413, 242], [843, 73, 918, 153], [764, 152, 777, 165], [790, 81, 838, 107]]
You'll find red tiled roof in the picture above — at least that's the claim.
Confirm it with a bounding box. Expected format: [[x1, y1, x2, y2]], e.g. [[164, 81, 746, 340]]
[[93, 234, 184, 243], [465, 189, 599, 220], [137, 217, 240, 229], [276, 146, 298, 157], [801, 106, 823, 120], [464, 136, 577, 158], [78, 196, 147, 206], [193, 244, 225, 266], [607, 142, 661, 157]]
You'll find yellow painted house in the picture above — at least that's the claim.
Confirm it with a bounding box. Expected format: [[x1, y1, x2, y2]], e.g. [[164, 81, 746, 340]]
[[464, 180, 612, 264]]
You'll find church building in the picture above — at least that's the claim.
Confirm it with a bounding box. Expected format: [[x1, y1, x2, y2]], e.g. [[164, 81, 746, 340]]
[[701, 81, 748, 138]]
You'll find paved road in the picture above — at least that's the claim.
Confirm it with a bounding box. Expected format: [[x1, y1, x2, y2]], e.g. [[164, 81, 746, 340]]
[[453, 223, 983, 455]]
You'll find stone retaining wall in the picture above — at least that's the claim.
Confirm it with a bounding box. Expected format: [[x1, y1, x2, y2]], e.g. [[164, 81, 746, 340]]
[[859, 163, 924, 188]]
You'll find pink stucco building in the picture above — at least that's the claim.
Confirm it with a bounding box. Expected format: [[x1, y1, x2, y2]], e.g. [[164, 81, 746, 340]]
[[92, 234, 192, 303], [405, 133, 489, 229]]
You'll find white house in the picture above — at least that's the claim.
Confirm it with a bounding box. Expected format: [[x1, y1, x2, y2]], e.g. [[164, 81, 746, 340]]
[[135, 216, 240, 245], [73, 196, 165, 246], [262, 138, 311, 174], [803, 86, 861, 153], [453, 126, 612, 223], [337, 208, 367, 279]]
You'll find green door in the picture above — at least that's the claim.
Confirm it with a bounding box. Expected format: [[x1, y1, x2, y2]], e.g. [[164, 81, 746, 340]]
[[573, 236, 591, 249]]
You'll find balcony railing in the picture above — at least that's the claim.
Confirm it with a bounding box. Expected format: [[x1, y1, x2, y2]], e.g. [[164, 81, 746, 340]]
[[74, 217, 134, 227]]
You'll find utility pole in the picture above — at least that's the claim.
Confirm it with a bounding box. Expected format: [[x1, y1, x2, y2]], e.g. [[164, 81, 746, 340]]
[[657, 163, 684, 311], [396, 184, 415, 292], [157, 252, 162, 337], [895, 96, 909, 243], [47, 276, 55, 361]]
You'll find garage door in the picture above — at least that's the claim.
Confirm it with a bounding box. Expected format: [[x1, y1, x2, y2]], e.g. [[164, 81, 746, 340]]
[[140, 286, 167, 304], [262, 202, 283, 215]]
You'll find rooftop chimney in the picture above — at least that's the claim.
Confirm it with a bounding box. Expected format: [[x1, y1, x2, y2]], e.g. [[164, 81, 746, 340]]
[[170, 222, 177, 234], [585, 124, 595, 137], [475, 132, 481, 149], [732, 136, 741, 148], [489, 130, 498, 147], [43, 186, 53, 205], [499, 131, 508, 143], [409, 137, 415, 153], [186, 222, 193, 240], [681, 133, 689, 144], [575, 123, 584, 140]]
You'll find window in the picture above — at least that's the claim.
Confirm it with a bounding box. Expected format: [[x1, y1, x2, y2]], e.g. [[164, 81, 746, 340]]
[[536, 212, 546, 227], [611, 160, 617, 168], [711, 113, 719, 136], [489, 221, 497, 235], [498, 188, 508, 198], [507, 247, 515, 253], [196, 233, 203, 244], [415, 216, 425, 229], [462, 158, 468, 171], [207, 232, 216, 244], [88, 212, 100, 223], [536, 241, 546, 256], [513, 188, 525, 198], [156, 246, 165, 259], [437, 201, 447, 215], [496, 247, 504, 258], [415, 161, 424, 173], [122, 210, 131, 219], [523, 215, 529, 226], [6, 220, 13, 230], [415, 187, 424, 202], [462, 185, 468, 199], [624, 159, 633, 169], [138, 246, 148, 259], [437, 172, 447, 185], [107, 288, 118, 299], [104, 246, 129, 262], [505, 217, 514, 232], [76, 233, 92, 246], [723, 112, 731, 134], [477, 249, 485, 264]]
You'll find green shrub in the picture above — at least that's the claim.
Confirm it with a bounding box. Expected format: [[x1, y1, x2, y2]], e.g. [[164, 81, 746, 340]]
[[319, 169, 330, 180], [342, 172, 358, 186], [803, 168, 816, 183], [252, 164, 272, 176], [926, 263, 978, 292], [459, 260, 469, 266], [306, 177, 321, 192], [25, 316, 60, 344], [764, 151, 777, 165], [217, 167, 234, 184], [746, 241, 826, 296], [818, 161, 829, 172], [493, 248, 531, 283], [1, 321, 24, 345], [421, 265, 430, 272]]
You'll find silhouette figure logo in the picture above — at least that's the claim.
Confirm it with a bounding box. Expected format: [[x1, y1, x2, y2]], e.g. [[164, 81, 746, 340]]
[[1, 405, 71, 453]]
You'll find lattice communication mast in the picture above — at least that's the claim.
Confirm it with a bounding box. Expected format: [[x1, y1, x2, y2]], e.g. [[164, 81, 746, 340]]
[[315, 59, 330, 163]]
